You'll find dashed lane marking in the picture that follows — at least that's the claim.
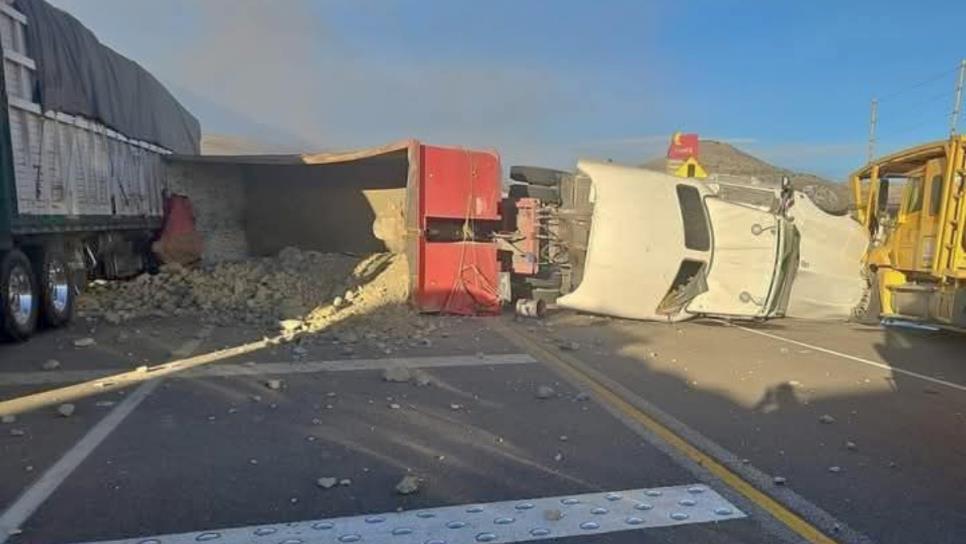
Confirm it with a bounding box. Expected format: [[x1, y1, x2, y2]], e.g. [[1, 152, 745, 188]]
[[0, 329, 214, 543], [66, 485, 744, 544], [0, 382, 157, 543]]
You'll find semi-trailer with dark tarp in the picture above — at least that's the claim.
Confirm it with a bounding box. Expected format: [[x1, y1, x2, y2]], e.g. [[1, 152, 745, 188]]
[[0, 0, 199, 339]]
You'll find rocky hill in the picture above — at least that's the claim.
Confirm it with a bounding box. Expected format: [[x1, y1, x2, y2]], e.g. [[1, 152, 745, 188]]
[[642, 140, 850, 213]]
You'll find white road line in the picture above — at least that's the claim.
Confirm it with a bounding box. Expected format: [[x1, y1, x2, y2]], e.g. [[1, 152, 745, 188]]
[[0, 354, 535, 387], [0, 380, 159, 543], [733, 324, 966, 393], [66, 484, 745, 544]]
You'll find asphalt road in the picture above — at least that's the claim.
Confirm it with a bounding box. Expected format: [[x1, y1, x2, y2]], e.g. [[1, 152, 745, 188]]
[[0, 311, 963, 544]]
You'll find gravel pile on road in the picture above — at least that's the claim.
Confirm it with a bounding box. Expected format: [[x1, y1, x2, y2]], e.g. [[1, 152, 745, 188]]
[[78, 248, 411, 330]]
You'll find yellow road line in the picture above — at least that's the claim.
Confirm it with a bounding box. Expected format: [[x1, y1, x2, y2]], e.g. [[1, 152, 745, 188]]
[[493, 320, 838, 544]]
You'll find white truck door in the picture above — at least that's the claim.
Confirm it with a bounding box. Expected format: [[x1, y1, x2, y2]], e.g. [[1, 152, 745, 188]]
[[686, 199, 780, 317]]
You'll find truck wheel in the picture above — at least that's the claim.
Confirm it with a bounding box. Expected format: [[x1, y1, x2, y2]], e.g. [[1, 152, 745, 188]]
[[0, 250, 39, 340], [525, 272, 563, 290], [508, 183, 561, 205], [36, 249, 73, 328], [510, 166, 571, 187]]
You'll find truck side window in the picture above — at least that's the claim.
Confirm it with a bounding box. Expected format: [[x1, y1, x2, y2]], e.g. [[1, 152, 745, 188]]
[[906, 177, 924, 213], [676, 185, 711, 251], [929, 174, 944, 216]]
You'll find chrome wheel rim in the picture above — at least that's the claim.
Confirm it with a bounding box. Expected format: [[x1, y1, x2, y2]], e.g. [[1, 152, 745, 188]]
[[8, 265, 33, 326], [47, 260, 69, 313]]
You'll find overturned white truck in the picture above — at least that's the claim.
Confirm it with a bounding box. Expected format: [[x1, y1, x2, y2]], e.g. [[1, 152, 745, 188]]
[[0, 0, 200, 339], [505, 161, 868, 322]]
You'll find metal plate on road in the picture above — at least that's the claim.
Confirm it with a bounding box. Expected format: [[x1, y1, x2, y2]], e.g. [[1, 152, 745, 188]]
[[71, 485, 745, 544]]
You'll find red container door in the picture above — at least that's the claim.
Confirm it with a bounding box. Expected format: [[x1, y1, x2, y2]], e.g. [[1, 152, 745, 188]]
[[413, 145, 502, 315]]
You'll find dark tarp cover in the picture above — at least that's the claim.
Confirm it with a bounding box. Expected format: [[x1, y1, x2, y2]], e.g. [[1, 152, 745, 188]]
[[14, 0, 200, 154]]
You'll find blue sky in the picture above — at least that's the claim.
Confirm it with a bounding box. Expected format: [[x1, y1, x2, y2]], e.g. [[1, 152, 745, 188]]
[[50, 0, 966, 180]]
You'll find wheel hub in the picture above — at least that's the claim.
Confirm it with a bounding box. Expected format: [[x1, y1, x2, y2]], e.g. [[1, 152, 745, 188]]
[[47, 260, 69, 313], [7, 264, 33, 326]]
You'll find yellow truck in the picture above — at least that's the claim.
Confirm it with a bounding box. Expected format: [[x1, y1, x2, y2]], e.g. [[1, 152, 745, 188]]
[[850, 135, 966, 329]]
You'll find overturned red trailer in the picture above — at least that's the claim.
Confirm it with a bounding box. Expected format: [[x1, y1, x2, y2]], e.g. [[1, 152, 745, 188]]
[[166, 139, 504, 316]]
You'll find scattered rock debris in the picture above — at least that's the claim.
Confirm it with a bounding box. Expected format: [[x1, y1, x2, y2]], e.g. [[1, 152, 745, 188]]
[[265, 379, 283, 391], [558, 341, 580, 351], [773, 476, 787, 486], [316, 477, 338, 489], [828, 466, 843, 474], [818, 414, 835, 424], [845, 441, 858, 451], [339, 478, 352, 487], [544, 509, 563, 521], [57, 403, 76, 417], [395, 475, 421, 495], [9, 428, 25, 437], [553, 452, 564, 462], [1, 414, 15, 424], [73, 337, 96, 348], [383, 367, 413, 383], [76, 250, 415, 335], [279, 319, 302, 333], [413, 371, 432, 387], [574, 392, 591, 402], [449, 404, 463, 411], [535, 385, 556, 399], [41, 359, 61, 371]]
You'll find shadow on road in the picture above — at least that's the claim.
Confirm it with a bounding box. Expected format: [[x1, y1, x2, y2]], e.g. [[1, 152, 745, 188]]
[[533, 311, 966, 544]]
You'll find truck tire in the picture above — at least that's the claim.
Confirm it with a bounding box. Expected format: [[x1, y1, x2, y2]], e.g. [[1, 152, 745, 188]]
[[530, 287, 561, 305], [508, 183, 561, 205], [35, 248, 73, 328], [524, 271, 563, 290], [0, 249, 39, 341], [510, 166, 571, 187]]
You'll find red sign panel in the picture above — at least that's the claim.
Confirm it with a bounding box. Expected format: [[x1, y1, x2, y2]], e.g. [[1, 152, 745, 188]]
[[667, 132, 700, 160]]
